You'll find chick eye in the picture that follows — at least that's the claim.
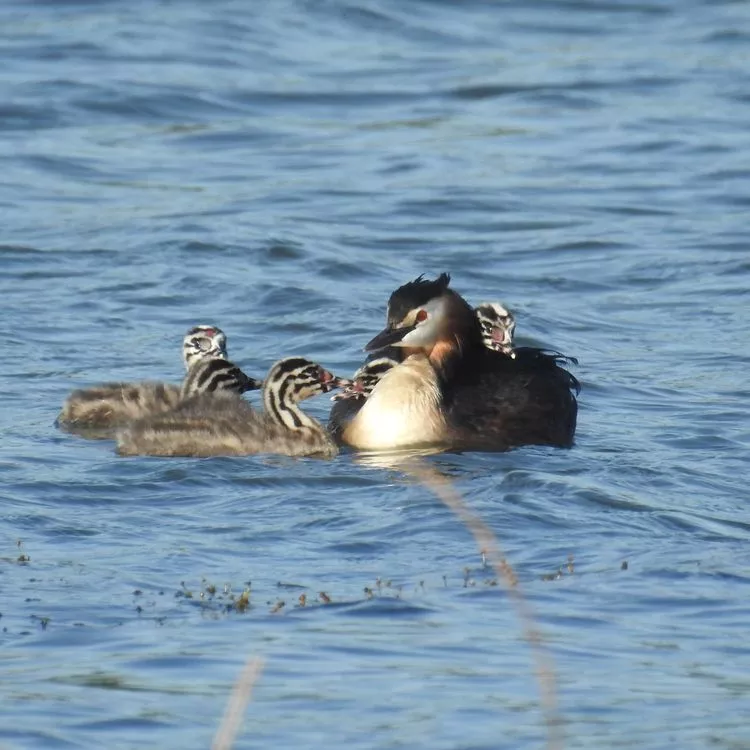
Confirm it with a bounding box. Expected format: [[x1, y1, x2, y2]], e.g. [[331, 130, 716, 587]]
[[415, 309, 428, 323]]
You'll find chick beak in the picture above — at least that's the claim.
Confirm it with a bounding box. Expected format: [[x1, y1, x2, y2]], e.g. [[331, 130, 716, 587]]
[[329, 376, 356, 401], [244, 377, 263, 392], [318, 370, 347, 393]]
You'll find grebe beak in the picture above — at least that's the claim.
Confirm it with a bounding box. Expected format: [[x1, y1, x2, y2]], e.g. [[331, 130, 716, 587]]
[[364, 324, 415, 352], [246, 377, 263, 391], [317, 372, 349, 394]]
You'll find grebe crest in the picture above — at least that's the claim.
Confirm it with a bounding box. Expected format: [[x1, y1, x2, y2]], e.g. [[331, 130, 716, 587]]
[[365, 272, 479, 360], [117, 357, 345, 458]]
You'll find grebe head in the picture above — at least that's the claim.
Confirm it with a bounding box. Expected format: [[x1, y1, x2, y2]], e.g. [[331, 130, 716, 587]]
[[263, 357, 344, 410], [475, 302, 516, 355], [365, 273, 481, 364], [182, 325, 228, 370], [364, 273, 453, 352], [331, 351, 400, 401]]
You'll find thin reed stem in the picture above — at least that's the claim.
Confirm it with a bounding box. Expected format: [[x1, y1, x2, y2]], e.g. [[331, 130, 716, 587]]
[[211, 656, 265, 750], [403, 458, 563, 750]]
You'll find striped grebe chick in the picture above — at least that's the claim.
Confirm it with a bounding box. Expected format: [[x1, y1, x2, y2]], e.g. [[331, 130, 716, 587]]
[[344, 274, 579, 452], [117, 357, 345, 458], [56, 325, 259, 431], [328, 301, 517, 441], [182, 325, 229, 369], [180, 325, 261, 397], [475, 301, 516, 356]]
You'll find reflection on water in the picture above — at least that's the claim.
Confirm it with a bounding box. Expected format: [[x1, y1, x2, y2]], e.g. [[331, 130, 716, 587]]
[[352, 446, 448, 469]]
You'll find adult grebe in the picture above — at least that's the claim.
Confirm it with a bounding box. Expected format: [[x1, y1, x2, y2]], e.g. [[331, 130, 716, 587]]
[[56, 325, 260, 430], [328, 300, 518, 441], [342, 274, 579, 452], [117, 357, 344, 458]]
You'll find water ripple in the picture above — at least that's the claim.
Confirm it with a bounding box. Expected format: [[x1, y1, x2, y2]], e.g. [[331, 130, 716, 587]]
[[1, 0, 749, 748]]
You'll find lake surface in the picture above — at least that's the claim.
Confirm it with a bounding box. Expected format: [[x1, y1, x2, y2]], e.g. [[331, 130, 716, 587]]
[[1, 0, 749, 748]]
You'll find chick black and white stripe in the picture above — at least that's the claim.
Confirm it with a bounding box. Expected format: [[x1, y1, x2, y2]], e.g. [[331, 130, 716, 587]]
[[475, 302, 516, 356], [181, 357, 261, 398], [56, 325, 259, 432], [181, 325, 228, 369], [117, 357, 344, 458]]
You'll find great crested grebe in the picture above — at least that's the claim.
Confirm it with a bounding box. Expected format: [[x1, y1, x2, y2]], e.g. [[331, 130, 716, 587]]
[[56, 325, 260, 430], [327, 300, 517, 441], [117, 357, 345, 458], [342, 273, 579, 452]]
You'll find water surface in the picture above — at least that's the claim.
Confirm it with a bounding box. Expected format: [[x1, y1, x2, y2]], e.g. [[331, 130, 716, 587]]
[[1, 1, 749, 748]]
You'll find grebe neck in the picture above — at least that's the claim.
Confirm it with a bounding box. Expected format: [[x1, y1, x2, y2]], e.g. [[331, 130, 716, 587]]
[[428, 292, 484, 382], [263, 375, 321, 433]]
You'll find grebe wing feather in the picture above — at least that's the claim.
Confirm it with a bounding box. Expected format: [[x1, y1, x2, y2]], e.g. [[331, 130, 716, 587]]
[[442, 348, 579, 451]]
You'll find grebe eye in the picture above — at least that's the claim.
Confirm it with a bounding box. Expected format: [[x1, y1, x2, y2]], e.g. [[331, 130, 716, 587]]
[[415, 309, 428, 323]]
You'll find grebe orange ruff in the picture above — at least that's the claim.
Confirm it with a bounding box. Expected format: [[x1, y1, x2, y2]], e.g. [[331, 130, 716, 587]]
[[341, 273, 579, 452]]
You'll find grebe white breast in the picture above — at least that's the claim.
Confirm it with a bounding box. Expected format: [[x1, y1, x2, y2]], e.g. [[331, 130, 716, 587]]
[[117, 357, 344, 458], [344, 274, 579, 452], [56, 325, 259, 430], [327, 349, 401, 443], [328, 300, 517, 442]]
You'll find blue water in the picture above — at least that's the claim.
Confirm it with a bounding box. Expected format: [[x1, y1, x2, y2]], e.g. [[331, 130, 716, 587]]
[[2, 0, 750, 748]]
